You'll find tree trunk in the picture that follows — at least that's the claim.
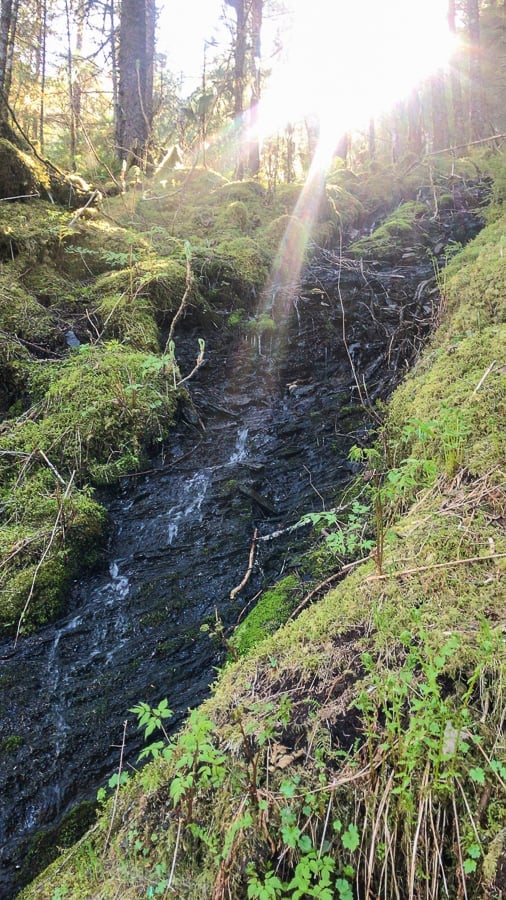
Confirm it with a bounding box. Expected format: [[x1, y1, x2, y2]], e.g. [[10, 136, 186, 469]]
[[0, 0, 13, 95], [226, 0, 263, 180], [2, 0, 17, 100], [467, 0, 485, 140], [247, 0, 262, 176], [64, 0, 77, 168], [431, 70, 449, 151], [407, 89, 423, 156], [36, 0, 47, 152], [448, 0, 466, 145], [227, 0, 247, 178], [116, 0, 155, 169], [0, 0, 15, 124]]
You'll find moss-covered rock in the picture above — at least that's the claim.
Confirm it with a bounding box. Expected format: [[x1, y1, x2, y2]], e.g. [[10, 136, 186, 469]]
[[230, 574, 301, 656], [0, 341, 183, 633], [0, 198, 65, 260], [0, 139, 50, 202], [348, 200, 427, 261]]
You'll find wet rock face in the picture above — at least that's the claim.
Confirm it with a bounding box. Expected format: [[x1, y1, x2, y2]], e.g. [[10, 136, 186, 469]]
[[0, 232, 473, 897]]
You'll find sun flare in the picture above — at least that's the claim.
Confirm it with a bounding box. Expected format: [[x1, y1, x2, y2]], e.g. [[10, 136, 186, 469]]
[[256, 0, 456, 144]]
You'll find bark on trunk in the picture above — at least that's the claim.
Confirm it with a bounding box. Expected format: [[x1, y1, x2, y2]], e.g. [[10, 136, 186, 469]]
[[467, 0, 485, 140], [448, 0, 466, 145], [116, 0, 155, 169], [431, 70, 449, 151]]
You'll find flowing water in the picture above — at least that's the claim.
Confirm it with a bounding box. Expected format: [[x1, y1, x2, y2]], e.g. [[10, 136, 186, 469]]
[[0, 257, 444, 895]]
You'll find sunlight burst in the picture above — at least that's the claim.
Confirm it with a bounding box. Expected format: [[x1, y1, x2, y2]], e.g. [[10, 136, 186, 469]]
[[256, 0, 456, 143]]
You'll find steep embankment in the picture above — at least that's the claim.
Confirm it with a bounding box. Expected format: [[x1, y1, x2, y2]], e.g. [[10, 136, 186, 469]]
[[17, 159, 506, 898]]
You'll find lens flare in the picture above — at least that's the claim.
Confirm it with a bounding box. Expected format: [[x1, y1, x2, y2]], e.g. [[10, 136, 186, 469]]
[[256, 0, 455, 143]]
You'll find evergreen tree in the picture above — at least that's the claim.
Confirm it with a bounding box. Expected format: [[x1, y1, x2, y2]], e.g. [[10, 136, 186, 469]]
[[116, 0, 156, 169]]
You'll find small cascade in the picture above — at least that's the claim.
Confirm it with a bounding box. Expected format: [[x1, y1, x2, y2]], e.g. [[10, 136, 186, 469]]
[[228, 426, 249, 464], [167, 471, 210, 545]]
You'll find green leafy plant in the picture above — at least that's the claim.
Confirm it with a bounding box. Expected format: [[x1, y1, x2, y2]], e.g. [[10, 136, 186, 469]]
[[300, 500, 374, 561], [130, 698, 174, 761]]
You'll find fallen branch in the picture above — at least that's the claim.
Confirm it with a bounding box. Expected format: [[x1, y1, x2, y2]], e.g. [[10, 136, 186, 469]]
[[366, 552, 506, 582], [256, 519, 308, 542], [103, 719, 128, 853], [14, 471, 75, 646], [230, 529, 258, 600], [0, 193, 40, 202], [38, 448, 66, 485], [66, 189, 101, 228], [289, 556, 371, 620], [176, 339, 206, 387], [472, 359, 497, 395], [165, 243, 193, 351]]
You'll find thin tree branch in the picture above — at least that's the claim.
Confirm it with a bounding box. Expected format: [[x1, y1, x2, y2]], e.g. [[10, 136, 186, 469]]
[[366, 552, 506, 582], [103, 719, 129, 852], [230, 528, 258, 599], [165, 249, 194, 350]]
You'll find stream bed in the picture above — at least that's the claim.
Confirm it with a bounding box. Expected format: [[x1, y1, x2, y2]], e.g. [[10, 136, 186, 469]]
[[0, 254, 443, 895]]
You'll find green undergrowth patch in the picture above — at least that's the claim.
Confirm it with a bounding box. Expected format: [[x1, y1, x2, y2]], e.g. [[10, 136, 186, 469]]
[[20, 155, 506, 899], [101, 167, 367, 297], [0, 343, 183, 634], [0, 472, 105, 633], [348, 200, 429, 262], [439, 213, 506, 336], [89, 256, 205, 350], [0, 138, 51, 204], [0, 197, 66, 260], [2, 342, 181, 481], [229, 574, 302, 658]]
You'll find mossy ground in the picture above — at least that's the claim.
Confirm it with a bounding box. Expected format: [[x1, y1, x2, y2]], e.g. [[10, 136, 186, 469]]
[[17, 155, 506, 898]]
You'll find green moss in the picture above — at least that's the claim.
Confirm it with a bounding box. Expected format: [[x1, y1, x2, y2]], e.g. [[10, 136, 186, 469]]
[[0, 341, 181, 632], [230, 575, 301, 656], [0, 734, 23, 753], [259, 213, 308, 257], [349, 200, 427, 261], [219, 200, 250, 232], [442, 216, 506, 335], [0, 198, 65, 260], [0, 139, 50, 203], [213, 180, 266, 204], [214, 237, 271, 293], [323, 184, 365, 229], [16, 800, 97, 893], [0, 272, 56, 347], [0, 472, 106, 633]]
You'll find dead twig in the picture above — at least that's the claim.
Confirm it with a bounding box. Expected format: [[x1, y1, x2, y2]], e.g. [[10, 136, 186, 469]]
[[230, 529, 258, 600], [176, 340, 206, 387], [366, 552, 506, 582], [165, 813, 183, 895], [472, 359, 497, 395], [0, 193, 40, 202], [37, 448, 66, 485], [165, 247, 193, 351], [289, 556, 371, 620], [66, 190, 102, 228], [14, 471, 75, 646], [104, 719, 129, 853]]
